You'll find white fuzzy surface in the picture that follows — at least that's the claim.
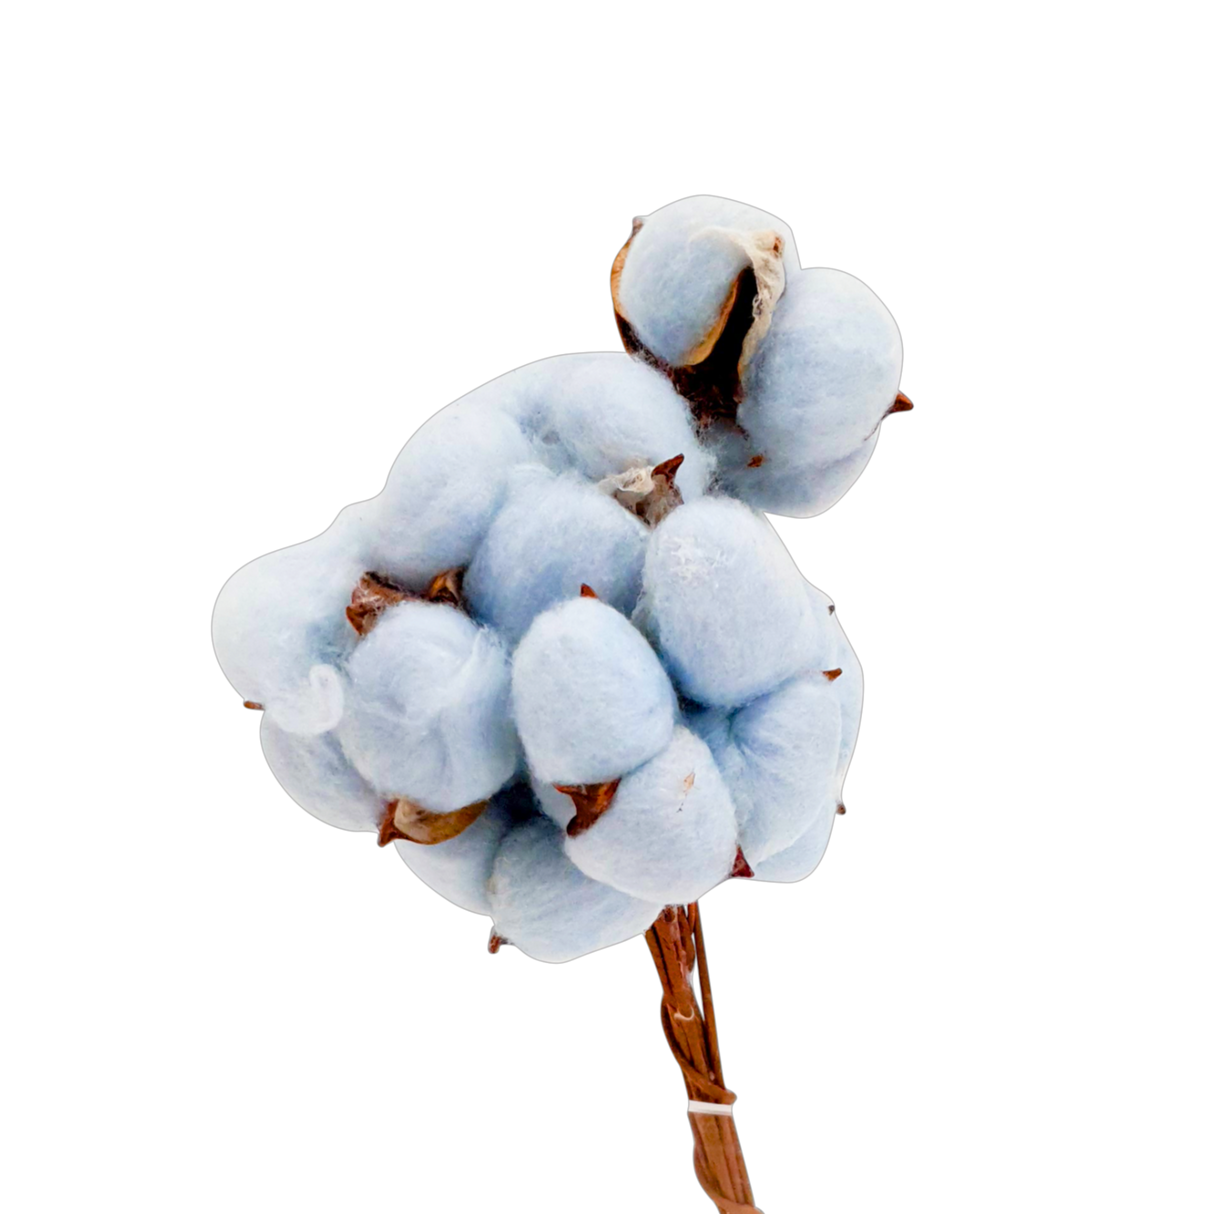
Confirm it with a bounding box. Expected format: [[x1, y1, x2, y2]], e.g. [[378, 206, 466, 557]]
[[531, 777, 576, 830], [259, 716, 384, 833], [563, 727, 738, 905], [502, 353, 713, 498], [488, 817, 661, 963], [618, 196, 798, 366], [357, 401, 532, 588], [739, 268, 903, 468], [212, 526, 362, 734], [394, 797, 513, 916], [719, 437, 878, 519], [511, 597, 676, 785], [751, 808, 837, 884], [338, 601, 519, 810], [639, 497, 833, 709], [464, 466, 649, 647], [700, 674, 843, 863]]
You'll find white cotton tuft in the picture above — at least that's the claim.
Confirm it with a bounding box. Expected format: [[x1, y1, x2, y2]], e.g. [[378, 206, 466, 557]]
[[697, 674, 843, 863], [464, 466, 649, 647], [259, 716, 384, 833], [395, 797, 514, 916], [718, 439, 878, 519], [736, 267, 903, 473], [639, 497, 833, 708], [212, 526, 363, 734], [338, 601, 519, 810], [512, 597, 676, 785], [531, 777, 576, 830], [751, 809, 837, 884], [616, 196, 799, 367], [563, 727, 738, 906], [502, 353, 713, 499], [353, 401, 533, 588], [488, 818, 661, 963]]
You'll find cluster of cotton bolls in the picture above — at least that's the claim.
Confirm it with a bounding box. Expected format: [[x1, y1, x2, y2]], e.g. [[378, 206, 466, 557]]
[[213, 196, 909, 963]]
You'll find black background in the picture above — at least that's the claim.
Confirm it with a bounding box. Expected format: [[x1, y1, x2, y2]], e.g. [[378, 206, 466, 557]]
[[196, 184, 937, 1209]]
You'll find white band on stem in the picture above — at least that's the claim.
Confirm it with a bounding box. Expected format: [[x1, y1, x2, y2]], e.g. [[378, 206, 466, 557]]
[[688, 1100, 734, 1117]]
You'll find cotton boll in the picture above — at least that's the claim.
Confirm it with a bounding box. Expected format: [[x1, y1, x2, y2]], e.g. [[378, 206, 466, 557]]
[[615, 196, 798, 368], [464, 466, 649, 647], [564, 727, 738, 906], [213, 527, 363, 734], [260, 716, 384, 833], [531, 777, 576, 830], [703, 675, 843, 864], [750, 808, 837, 884], [338, 601, 519, 810], [395, 795, 514, 916], [512, 597, 676, 785], [506, 353, 712, 499], [640, 497, 832, 709], [488, 818, 661, 963], [356, 401, 533, 587], [718, 439, 877, 519], [738, 268, 903, 469]]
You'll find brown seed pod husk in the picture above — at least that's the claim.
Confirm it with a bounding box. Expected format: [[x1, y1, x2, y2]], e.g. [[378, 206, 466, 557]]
[[377, 797, 489, 847], [347, 567, 467, 637], [556, 778, 622, 838]]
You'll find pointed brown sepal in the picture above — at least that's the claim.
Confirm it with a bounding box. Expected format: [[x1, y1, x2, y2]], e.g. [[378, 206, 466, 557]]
[[580, 584, 598, 599], [888, 391, 914, 416], [730, 847, 754, 879], [747, 454, 765, 468], [557, 778, 622, 838], [827, 604, 836, 615], [822, 668, 843, 682], [488, 931, 506, 955], [242, 700, 263, 711], [348, 571, 412, 636], [836, 803, 847, 815], [425, 567, 465, 610], [652, 452, 685, 482], [378, 797, 489, 847]]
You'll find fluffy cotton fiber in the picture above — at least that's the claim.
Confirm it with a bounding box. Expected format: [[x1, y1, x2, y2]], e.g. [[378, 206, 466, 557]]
[[512, 596, 676, 785], [338, 601, 519, 810], [395, 795, 515, 916], [212, 526, 363, 734], [354, 402, 533, 588], [695, 674, 843, 863], [616, 196, 798, 368], [639, 497, 834, 709], [260, 716, 384, 833], [747, 806, 835, 883], [564, 727, 738, 905], [737, 268, 903, 468], [464, 466, 649, 647], [488, 818, 662, 963]]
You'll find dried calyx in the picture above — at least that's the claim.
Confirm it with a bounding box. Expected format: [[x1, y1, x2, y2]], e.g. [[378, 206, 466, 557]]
[[599, 453, 685, 527], [612, 220, 786, 432], [378, 796, 489, 847], [556, 778, 622, 838], [347, 567, 466, 636]]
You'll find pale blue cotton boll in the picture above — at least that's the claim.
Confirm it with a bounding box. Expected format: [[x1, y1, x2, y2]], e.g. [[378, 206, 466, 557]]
[[356, 401, 533, 588], [505, 353, 712, 498], [717, 439, 878, 519], [564, 727, 738, 906], [488, 818, 661, 963], [337, 601, 520, 810], [212, 526, 364, 734], [738, 268, 903, 469], [616, 196, 799, 368], [463, 466, 649, 647], [259, 716, 385, 833], [703, 675, 844, 864], [512, 597, 676, 785], [394, 796, 514, 916], [640, 497, 833, 709], [831, 618, 864, 784], [750, 806, 837, 884]]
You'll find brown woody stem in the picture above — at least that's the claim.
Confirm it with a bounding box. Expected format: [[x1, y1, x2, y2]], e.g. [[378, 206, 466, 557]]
[[645, 905, 760, 1213]]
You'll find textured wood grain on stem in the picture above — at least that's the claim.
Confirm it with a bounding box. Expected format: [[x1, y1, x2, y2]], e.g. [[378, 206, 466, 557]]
[[645, 905, 759, 1213]]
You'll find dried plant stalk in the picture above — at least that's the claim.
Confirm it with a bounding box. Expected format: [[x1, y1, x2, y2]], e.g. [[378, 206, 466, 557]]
[[645, 905, 760, 1213]]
